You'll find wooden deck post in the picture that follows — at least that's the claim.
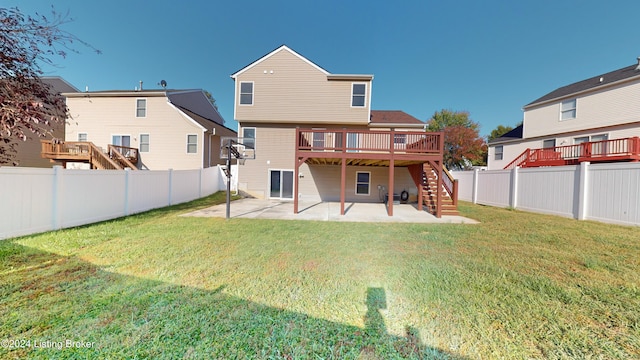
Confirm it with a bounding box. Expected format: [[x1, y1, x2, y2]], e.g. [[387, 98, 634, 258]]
[[388, 158, 394, 216], [340, 158, 346, 215]]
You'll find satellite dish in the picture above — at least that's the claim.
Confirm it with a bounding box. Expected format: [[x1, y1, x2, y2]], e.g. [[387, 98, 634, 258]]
[[160, 80, 167, 88]]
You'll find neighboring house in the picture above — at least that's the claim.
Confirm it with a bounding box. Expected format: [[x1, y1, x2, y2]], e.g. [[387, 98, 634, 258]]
[[62, 88, 236, 170], [489, 57, 640, 170], [231, 45, 454, 216], [11, 77, 77, 168]]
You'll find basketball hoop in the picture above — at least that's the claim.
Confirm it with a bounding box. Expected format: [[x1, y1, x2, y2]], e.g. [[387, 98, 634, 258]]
[[220, 137, 255, 219]]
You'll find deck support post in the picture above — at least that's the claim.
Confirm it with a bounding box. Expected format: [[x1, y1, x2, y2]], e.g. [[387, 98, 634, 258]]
[[294, 160, 300, 214], [388, 158, 394, 216], [340, 158, 346, 215]]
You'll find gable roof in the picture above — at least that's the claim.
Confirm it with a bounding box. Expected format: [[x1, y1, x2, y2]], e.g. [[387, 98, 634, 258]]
[[167, 90, 226, 126], [488, 124, 523, 144], [230, 45, 373, 81], [231, 45, 329, 79], [526, 60, 640, 108], [369, 110, 424, 127]]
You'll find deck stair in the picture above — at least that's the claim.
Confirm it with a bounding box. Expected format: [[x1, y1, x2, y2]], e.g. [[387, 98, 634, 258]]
[[421, 163, 458, 216], [41, 140, 138, 170]]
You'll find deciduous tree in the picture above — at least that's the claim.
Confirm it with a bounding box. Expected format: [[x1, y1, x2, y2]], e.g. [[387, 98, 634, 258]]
[[0, 6, 98, 165], [426, 109, 487, 169], [487, 124, 515, 142]]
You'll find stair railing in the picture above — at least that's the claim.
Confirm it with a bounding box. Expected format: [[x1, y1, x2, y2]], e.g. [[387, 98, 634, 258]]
[[441, 166, 458, 206], [503, 148, 531, 169], [108, 145, 138, 170], [89, 143, 122, 170]]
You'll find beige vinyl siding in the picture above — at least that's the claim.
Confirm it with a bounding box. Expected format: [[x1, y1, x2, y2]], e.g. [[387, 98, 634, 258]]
[[524, 80, 640, 139], [65, 95, 205, 170], [299, 165, 417, 203], [234, 49, 370, 125], [237, 125, 295, 198]]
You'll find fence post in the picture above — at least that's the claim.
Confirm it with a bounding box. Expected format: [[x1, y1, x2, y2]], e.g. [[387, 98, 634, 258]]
[[472, 168, 479, 204], [510, 166, 519, 209], [199, 168, 203, 198], [52, 165, 63, 230], [577, 162, 590, 220], [124, 168, 131, 216], [168, 168, 173, 206]]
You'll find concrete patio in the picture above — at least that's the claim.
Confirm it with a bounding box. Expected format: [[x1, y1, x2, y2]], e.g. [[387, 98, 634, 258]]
[[182, 198, 478, 224]]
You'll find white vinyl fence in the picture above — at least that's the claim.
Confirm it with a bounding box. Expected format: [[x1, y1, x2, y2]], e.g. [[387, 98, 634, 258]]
[[1, 165, 233, 240], [453, 162, 640, 227]]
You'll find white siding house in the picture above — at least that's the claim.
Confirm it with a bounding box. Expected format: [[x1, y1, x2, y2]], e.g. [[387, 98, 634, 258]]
[[489, 57, 640, 170]]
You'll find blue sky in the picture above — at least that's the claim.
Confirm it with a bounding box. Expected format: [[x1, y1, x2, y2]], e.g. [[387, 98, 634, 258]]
[[6, 0, 640, 136]]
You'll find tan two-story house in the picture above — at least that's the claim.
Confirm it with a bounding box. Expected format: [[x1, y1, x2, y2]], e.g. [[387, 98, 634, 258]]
[[489, 57, 640, 170], [63, 88, 236, 170], [231, 45, 452, 217]]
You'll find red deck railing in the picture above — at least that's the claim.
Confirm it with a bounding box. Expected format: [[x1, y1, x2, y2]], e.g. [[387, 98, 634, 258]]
[[504, 137, 640, 169], [296, 128, 442, 155]]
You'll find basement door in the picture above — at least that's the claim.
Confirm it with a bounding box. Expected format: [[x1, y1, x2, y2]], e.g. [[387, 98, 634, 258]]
[[270, 170, 294, 199]]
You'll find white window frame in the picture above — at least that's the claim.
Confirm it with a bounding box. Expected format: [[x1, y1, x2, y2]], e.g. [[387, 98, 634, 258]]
[[186, 134, 198, 154], [242, 127, 256, 150], [268, 169, 294, 200], [139, 133, 150, 153], [136, 98, 147, 118], [78, 133, 87, 142], [355, 171, 371, 195], [560, 99, 576, 121], [494, 145, 504, 161], [239, 81, 254, 106], [112, 134, 131, 147], [351, 83, 367, 108]]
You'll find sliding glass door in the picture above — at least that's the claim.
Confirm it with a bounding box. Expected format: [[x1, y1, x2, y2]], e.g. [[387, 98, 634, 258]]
[[269, 170, 294, 199]]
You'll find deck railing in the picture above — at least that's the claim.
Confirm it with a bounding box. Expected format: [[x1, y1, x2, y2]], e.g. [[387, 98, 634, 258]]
[[108, 145, 139, 169], [41, 140, 136, 170], [297, 129, 442, 154], [504, 137, 640, 169], [441, 166, 458, 206]]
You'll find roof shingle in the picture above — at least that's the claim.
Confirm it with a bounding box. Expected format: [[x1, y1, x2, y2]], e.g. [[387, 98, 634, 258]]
[[369, 110, 423, 125], [526, 62, 640, 107]]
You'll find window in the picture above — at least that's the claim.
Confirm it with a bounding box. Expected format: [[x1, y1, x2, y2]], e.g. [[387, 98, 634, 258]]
[[574, 136, 589, 144], [355, 171, 370, 195], [239, 82, 253, 105], [112, 135, 131, 147], [394, 134, 407, 144], [136, 99, 146, 117], [78, 133, 87, 142], [494, 145, 504, 161], [312, 132, 325, 149], [139, 134, 150, 153], [543, 139, 556, 148], [351, 83, 366, 107], [187, 134, 197, 154], [560, 99, 576, 120], [242, 127, 255, 150]]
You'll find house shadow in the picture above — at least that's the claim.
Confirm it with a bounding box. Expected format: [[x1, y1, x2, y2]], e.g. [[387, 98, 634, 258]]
[[0, 242, 468, 359]]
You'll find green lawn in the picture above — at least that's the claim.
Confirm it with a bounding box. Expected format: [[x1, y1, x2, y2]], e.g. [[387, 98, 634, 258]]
[[1, 193, 639, 359]]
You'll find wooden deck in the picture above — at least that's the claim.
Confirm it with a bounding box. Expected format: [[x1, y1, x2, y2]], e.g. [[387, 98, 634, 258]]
[[504, 137, 640, 169], [41, 140, 138, 170], [294, 128, 454, 218]]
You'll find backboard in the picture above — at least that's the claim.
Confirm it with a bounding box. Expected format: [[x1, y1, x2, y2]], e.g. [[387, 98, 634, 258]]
[[220, 137, 256, 161]]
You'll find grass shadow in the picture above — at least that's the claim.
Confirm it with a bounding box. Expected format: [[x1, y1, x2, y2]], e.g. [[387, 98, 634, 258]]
[[0, 242, 467, 359]]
